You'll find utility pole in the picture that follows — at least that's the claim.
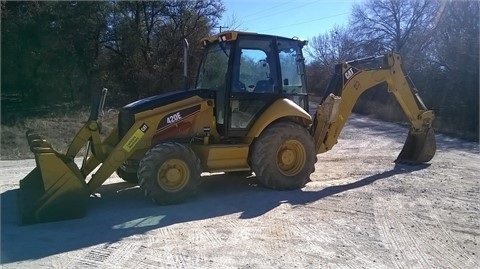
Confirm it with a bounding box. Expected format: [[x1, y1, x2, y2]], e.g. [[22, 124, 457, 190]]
[[215, 26, 228, 33]]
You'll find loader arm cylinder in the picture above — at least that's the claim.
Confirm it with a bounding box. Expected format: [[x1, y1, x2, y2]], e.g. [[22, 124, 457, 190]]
[[83, 88, 107, 169]]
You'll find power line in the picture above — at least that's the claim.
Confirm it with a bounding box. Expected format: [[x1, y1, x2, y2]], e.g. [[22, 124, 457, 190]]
[[258, 12, 350, 32], [238, 1, 292, 19], [243, 0, 321, 24]]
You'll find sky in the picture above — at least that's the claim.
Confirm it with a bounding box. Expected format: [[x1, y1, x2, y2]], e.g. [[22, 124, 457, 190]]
[[219, 0, 362, 41]]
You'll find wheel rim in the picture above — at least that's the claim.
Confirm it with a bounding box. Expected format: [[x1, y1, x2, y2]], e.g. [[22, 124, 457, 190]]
[[156, 159, 189, 192], [276, 139, 306, 176]]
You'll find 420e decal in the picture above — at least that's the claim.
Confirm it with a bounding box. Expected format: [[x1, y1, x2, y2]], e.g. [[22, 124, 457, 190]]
[[157, 105, 201, 130]]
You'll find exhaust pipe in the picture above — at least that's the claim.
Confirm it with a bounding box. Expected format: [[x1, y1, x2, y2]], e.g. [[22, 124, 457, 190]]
[[183, 38, 189, 90]]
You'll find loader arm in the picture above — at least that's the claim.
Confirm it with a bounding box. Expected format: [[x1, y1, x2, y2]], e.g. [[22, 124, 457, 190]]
[[311, 52, 436, 163]]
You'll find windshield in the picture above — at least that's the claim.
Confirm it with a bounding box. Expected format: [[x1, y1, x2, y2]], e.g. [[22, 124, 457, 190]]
[[196, 42, 231, 89]]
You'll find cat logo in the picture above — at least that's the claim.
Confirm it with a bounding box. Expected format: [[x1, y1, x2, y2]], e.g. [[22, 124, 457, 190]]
[[123, 123, 149, 152], [344, 67, 355, 80]]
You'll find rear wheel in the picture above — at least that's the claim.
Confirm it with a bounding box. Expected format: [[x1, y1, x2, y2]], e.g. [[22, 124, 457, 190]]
[[251, 121, 316, 190], [138, 142, 202, 204]]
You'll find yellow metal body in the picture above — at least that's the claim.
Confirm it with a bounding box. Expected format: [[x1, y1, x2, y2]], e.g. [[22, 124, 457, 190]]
[[84, 95, 215, 192], [18, 34, 435, 225], [156, 158, 190, 192], [19, 132, 89, 224], [276, 139, 307, 176], [19, 95, 216, 224], [192, 144, 250, 172], [245, 98, 312, 142], [18, 86, 314, 224], [311, 53, 436, 162]]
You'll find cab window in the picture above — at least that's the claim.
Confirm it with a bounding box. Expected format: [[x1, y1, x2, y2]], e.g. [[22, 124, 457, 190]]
[[232, 39, 277, 93], [277, 40, 306, 94], [229, 38, 278, 133]]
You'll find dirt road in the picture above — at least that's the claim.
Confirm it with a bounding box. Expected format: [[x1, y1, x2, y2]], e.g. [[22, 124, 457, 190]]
[[1, 114, 479, 268]]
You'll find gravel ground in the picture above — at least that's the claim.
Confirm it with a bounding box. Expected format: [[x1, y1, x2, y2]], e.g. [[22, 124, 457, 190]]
[[1, 114, 479, 268]]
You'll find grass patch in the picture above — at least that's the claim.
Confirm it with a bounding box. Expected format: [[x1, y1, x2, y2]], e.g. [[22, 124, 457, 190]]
[[1, 108, 119, 160]]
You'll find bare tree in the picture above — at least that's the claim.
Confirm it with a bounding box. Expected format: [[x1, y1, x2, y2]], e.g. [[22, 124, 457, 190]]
[[102, 0, 225, 100], [421, 0, 479, 139], [221, 12, 246, 32], [306, 25, 358, 96], [305, 0, 478, 140], [350, 0, 440, 57], [308, 25, 358, 69]]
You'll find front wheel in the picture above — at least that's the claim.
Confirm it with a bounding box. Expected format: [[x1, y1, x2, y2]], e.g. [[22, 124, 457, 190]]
[[138, 142, 202, 204], [250, 121, 316, 190]]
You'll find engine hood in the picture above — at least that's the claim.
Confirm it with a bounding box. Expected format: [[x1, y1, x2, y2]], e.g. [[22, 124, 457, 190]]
[[122, 89, 204, 115]]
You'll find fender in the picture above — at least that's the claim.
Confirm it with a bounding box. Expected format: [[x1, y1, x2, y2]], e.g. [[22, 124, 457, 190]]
[[247, 98, 312, 139]]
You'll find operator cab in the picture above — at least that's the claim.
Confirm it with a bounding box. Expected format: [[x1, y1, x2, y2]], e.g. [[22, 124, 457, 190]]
[[196, 31, 309, 137]]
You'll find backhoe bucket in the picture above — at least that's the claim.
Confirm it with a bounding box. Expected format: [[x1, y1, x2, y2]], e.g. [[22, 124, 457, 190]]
[[395, 127, 436, 164], [18, 132, 89, 225]]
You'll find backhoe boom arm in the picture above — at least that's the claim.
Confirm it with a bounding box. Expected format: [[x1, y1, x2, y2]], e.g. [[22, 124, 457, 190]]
[[312, 52, 436, 163]]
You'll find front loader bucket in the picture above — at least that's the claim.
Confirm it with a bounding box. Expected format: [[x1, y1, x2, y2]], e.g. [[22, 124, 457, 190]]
[[18, 132, 89, 225], [395, 127, 436, 164]]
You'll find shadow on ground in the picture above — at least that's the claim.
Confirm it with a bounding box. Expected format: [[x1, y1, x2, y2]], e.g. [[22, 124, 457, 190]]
[[1, 163, 428, 263]]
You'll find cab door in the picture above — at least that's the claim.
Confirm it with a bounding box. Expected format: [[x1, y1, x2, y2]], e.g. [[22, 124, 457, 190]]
[[226, 35, 280, 137]]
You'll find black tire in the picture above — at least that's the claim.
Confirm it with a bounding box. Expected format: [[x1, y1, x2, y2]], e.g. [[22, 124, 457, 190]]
[[138, 142, 202, 205], [116, 167, 139, 184], [250, 121, 316, 190]]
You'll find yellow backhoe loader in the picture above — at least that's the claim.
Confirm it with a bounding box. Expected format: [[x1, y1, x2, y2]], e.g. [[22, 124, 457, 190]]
[[18, 31, 436, 225]]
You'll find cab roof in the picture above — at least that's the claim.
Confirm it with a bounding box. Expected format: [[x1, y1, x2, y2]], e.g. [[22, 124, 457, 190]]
[[200, 31, 307, 46]]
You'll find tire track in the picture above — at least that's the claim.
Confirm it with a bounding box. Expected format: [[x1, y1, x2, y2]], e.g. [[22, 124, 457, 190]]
[[375, 195, 478, 269], [2, 114, 479, 269], [291, 200, 380, 267], [408, 211, 479, 269], [124, 233, 213, 269], [374, 196, 432, 268], [73, 240, 144, 268]]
